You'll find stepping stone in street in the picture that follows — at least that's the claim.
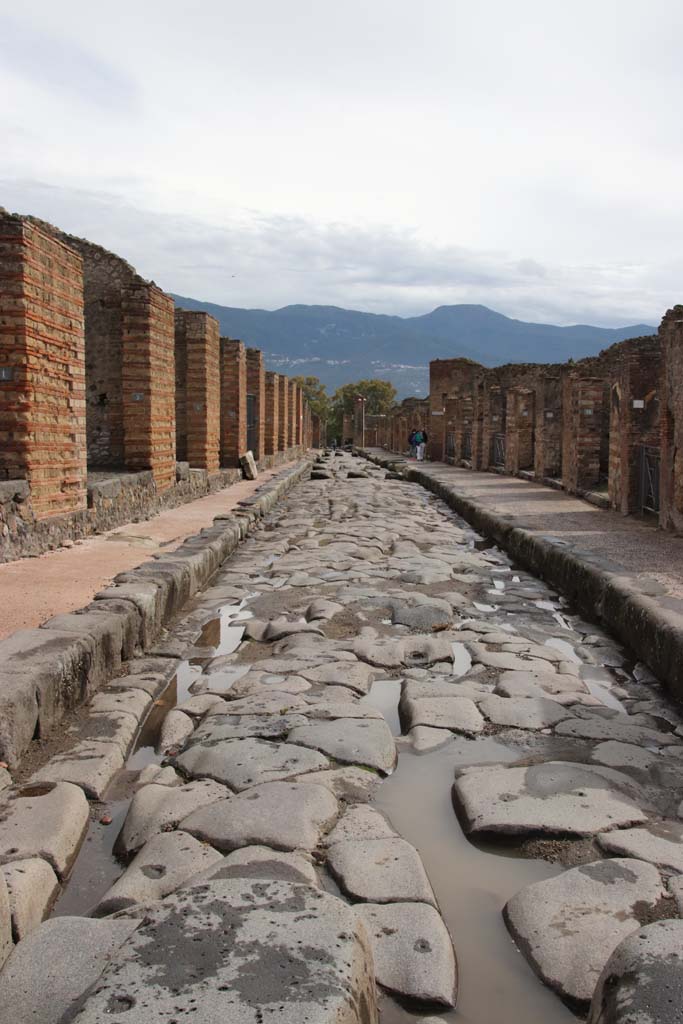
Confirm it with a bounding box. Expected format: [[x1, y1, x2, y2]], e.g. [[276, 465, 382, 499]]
[[287, 718, 397, 773], [117, 779, 228, 857], [504, 858, 664, 1004], [181, 781, 338, 852], [174, 737, 330, 791], [590, 740, 660, 771], [295, 765, 382, 803], [188, 712, 309, 744], [63, 877, 377, 1023], [402, 696, 484, 736], [597, 822, 683, 872], [94, 830, 223, 916], [356, 902, 457, 1008], [588, 919, 683, 1024], [327, 837, 436, 906], [354, 636, 452, 669], [0, 916, 140, 1024], [454, 761, 648, 837], [29, 739, 124, 800], [478, 695, 572, 730]]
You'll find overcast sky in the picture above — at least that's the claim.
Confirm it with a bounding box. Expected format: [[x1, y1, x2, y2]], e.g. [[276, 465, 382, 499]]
[[1, 1, 680, 325]]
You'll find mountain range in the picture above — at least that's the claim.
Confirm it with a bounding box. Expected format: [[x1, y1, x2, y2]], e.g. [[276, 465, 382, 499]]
[[170, 296, 655, 398]]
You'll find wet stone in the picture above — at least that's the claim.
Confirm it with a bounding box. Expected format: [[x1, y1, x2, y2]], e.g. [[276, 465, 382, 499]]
[[66, 877, 377, 1024], [174, 736, 330, 791], [454, 761, 648, 837], [299, 661, 377, 695], [94, 830, 223, 916], [29, 739, 124, 800], [555, 715, 676, 748], [295, 765, 382, 803], [158, 709, 195, 752], [327, 837, 436, 907], [409, 726, 455, 751], [590, 740, 660, 771], [505, 858, 665, 1004], [325, 806, 397, 846], [588, 919, 683, 1024], [182, 781, 338, 852], [356, 902, 457, 1008]]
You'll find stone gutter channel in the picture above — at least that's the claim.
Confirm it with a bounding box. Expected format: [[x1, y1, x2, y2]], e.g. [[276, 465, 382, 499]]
[[360, 448, 683, 703], [1, 451, 683, 1024]]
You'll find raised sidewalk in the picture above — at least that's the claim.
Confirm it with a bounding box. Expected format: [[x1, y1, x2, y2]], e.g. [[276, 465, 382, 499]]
[[363, 448, 683, 699]]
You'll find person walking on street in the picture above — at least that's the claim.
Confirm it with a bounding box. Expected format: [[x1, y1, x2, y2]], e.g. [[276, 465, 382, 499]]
[[408, 430, 417, 457], [414, 428, 426, 461]]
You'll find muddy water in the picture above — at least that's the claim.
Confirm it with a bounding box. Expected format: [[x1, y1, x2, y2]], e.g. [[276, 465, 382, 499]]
[[372, 740, 581, 1024]]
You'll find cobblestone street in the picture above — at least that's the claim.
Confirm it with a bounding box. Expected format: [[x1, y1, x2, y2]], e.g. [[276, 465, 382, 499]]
[[1, 452, 683, 1023]]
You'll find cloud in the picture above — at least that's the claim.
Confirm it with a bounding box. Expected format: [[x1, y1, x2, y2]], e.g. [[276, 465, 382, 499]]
[[0, 177, 668, 327]]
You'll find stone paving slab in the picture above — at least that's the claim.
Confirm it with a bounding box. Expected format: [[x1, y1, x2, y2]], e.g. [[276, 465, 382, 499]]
[[63, 878, 378, 1024]]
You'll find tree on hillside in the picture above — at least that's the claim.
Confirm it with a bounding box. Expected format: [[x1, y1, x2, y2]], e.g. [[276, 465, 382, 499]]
[[328, 379, 397, 439], [291, 375, 331, 422]]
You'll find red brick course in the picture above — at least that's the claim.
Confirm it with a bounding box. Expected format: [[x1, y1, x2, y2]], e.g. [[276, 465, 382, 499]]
[[246, 348, 265, 461], [0, 214, 87, 518], [175, 310, 220, 473], [220, 339, 247, 467], [288, 380, 297, 449], [277, 375, 289, 451], [264, 371, 279, 456]]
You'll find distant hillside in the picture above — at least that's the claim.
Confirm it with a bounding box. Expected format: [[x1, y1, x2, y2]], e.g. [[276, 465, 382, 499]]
[[170, 297, 654, 398]]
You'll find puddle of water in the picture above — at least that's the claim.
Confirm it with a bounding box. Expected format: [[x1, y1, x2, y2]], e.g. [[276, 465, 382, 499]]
[[361, 679, 402, 736], [452, 642, 472, 678], [491, 579, 506, 591], [585, 680, 627, 713], [545, 638, 581, 664], [473, 603, 497, 613], [553, 612, 572, 631], [373, 741, 581, 1024], [51, 797, 129, 918]]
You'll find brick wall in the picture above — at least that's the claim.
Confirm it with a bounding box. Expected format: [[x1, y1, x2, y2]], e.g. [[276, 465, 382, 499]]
[[277, 375, 289, 450], [264, 371, 279, 456], [175, 310, 220, 473], [656, 311, 683, 531], [246, 348, 265, 461], [0, 214, 87, 518], [562, 376, 606, 493], [288, 380, 297, 448], [429, 358, 483, 461], [121, 283, 176, 492], [296, 384, 304, 446], [220, 339, 247, 467]]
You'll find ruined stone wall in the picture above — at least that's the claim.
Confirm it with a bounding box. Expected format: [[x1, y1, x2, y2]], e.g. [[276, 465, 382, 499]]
[[429, 358, 483, 461], [0, 214, 88, 517], [505, 388, 535, 474], [659, 309, 683, 532], [264, 371, 279, 456], [288, 381, 297, 447], [534, 376, 563, 479], [220, 339, 247, 467], [175, 310, 220, 473], [278, 375, 289, 450]]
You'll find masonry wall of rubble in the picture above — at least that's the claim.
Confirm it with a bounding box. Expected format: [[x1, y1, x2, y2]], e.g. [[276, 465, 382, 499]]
[[422, 326, 681, 530]]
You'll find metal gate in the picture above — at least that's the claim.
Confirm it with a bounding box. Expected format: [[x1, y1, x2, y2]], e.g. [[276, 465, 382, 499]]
[[246, 394, 258, 453], [639, 445, 660, 515], [445, 432, 455, 463], [492, 433, 506, 467], [462, 431, 472, 460]]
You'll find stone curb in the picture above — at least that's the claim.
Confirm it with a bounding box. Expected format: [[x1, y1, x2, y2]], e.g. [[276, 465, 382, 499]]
[[360, 450, 683, 700], [0, 459, 312, 769]]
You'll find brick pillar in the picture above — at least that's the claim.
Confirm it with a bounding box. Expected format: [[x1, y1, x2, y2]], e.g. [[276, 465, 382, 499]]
[[246, 348, 265, 461], [296, 385, 304, 446], [220, 339, 247, 467], [175, 310, 220, 472], [478, 382, 505, 471], [121, 283, 176, 492], [277, 375, 289, 451], [264, 371, 279, 457], [534, 376, 562, 480], [288, 380, 297, 448], [0, 214, 87, 518], [562, 376, 606, 494]]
